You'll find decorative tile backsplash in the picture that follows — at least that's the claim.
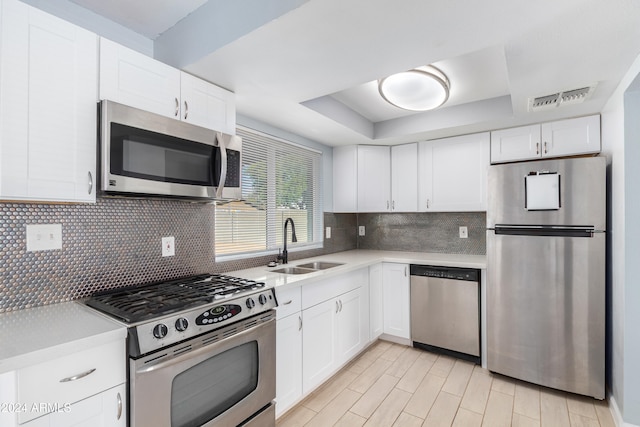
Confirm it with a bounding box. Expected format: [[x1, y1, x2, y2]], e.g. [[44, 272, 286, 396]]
[[357, 212, 486, 255], [0, 198, 483, 313], [0, 200, 357, 313]]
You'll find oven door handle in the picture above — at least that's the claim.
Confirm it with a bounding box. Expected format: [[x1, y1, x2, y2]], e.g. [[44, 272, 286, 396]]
[[135, 318, 274, 375]]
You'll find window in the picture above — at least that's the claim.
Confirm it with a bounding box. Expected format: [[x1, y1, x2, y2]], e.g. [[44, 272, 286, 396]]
[[215, 127, 323, 259]]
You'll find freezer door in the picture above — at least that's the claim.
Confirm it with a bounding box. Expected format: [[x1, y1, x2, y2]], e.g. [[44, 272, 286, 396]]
[[487, 231, 605, 399], [487, 157, 606, 230]]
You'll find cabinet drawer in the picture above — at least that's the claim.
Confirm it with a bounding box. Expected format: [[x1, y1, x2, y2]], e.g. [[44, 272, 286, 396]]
[[17, 339, 125, 424], [275, 287, 301, 319]]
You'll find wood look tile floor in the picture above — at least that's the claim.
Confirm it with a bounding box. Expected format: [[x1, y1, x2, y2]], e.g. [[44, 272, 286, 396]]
[[276, 341, 615, 427]]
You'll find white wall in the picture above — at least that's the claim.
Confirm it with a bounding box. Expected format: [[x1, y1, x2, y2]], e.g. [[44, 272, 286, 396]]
[[601, 51, 640, 426]]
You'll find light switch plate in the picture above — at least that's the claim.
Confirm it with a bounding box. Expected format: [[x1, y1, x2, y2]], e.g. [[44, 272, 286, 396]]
[[162, 236, 175, 257], [325, 227, 331, 239], [26, 224, 62, 251], [459, 226, 468, 239], [359, 226, 365, 236]]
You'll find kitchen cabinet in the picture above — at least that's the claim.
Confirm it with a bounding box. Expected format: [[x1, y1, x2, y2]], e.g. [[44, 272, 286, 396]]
[[490, 115, 600, 163], [274, 287, 303, 417], [369, 263, 384, 340], [357, 145, 391, 212], [301, 268, 369, 394], [391, 143, 418, 212], [418, 132, 490, 212], [332, 145, 358, 212], [0, 0, 97, 203], [100, 38, 236, 133], [382, 263, 411, 340]]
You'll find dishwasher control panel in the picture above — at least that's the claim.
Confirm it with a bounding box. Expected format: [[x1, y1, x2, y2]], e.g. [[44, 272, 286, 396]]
[[409, 265, 479, 282]]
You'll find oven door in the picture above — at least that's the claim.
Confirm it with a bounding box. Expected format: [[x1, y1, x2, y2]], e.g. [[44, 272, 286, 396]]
[[130, 313, 275, 427]]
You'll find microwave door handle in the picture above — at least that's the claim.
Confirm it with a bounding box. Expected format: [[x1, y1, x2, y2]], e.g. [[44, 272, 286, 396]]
[[215, 132, 227, 199]]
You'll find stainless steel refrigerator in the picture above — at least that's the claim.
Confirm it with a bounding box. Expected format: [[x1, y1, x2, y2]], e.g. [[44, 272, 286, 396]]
[[486, 156, 605, 399]]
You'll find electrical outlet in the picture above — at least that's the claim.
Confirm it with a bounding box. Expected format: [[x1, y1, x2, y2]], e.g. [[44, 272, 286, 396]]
[[359, 225, 366, 236], [26, 224, 62, 251], [162, 236, 175, 257], [325, 227, 331, 239], [459, 226, 468, 239]]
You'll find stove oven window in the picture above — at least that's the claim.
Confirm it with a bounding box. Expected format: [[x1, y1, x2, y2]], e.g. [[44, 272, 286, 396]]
[[171, 341, 258, 427]]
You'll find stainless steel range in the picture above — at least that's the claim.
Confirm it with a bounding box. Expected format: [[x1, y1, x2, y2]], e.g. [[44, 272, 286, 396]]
[[85, 274, 277, 427]]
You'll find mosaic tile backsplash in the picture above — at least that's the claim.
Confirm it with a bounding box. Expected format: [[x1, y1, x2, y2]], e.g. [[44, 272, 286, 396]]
[[0, 200, 358, 313], [1, 198, 483, 313]]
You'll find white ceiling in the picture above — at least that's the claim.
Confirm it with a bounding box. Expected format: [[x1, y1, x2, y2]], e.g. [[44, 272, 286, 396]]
[[71, 0, 640, 146]]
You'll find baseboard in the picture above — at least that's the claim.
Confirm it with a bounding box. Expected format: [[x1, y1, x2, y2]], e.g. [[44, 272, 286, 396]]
[[379, 333, 411, 346], [609, 395, 640, 427]]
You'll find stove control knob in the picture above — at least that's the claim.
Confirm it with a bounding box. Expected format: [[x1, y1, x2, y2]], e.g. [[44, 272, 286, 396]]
[[246, 298, 256, 309], [258, 294, 268, 305], [153, 324, 168, 339], [175, 318, 189, 332]]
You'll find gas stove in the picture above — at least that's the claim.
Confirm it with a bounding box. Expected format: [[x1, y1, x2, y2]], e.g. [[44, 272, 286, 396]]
[[85, 274, 277, 357]]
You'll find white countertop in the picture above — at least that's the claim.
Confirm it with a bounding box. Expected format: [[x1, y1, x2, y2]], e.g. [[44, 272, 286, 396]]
[[0, 250, 484, 373], [227, 249, 486, 291], [0, 302, 126, 373]]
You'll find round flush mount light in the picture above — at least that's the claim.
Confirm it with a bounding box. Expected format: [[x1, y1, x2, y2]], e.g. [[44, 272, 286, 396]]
[[378, 65, 450, 111]]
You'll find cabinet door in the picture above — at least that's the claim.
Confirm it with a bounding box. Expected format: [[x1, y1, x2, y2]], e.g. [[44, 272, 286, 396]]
[[49, 383, 126, 427], [100, 38, 181, 119], [369, 264, 384, 340], [180, 72, 236, 133], [276, 313, 303, 417], [417, 141, 434, 211], [382, 263, 410, 339], [357, 145, 391, 212], [490, 124, 541, 163], [541, 115, 600, 158], [336, 287, 365, 364], [332, 145, 358, 212], [391, 143, 418, 212], [0, 0, 97, 202], [429, 133, 490, 212], [302, 299, 337, 394]]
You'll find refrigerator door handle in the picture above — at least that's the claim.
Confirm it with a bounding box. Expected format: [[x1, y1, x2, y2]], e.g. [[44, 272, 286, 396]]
[[494, 225, 597, 238]]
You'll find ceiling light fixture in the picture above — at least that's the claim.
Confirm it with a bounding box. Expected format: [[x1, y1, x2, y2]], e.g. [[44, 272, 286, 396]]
[[378, 65, 450, 111]]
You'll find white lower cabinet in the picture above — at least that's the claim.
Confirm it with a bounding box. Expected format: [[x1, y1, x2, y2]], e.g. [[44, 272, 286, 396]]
[[302, 297, 338, 394], [382, 263, 411, 340], [275, 312, 303, 417], [369, 263, 384, 340]]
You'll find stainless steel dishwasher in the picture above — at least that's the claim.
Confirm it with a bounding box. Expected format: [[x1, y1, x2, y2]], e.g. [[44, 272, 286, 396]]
[[410, 265, 480, 364]]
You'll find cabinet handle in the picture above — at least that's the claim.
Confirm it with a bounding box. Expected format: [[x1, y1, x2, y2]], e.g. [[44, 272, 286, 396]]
[[392, 200, 395, 210], [117, 392, 123, 420], [339, 300, 343, 312], [404, 266, 407, 277], [336, 301, 340, 313], [282, 300, 293, 305], [544, 141, 548, 154], [174, 97, 179, 117], [87, 171, 93, 194], [298, 315, 302, 331], [60, 368, 96, 383], [426, 198, 430, 209], [536, 142, 540, 155], [386, 200, 390, 210], [184, 101, 189, 120]]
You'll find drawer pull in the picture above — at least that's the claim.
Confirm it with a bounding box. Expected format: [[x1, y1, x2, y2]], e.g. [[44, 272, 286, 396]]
[[59, 368, 96, 383], [282, 300, 293, 305], [117, 392, 123, 420]]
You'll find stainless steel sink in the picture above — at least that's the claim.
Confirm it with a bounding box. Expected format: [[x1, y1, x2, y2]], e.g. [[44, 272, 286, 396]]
[[296, 261, 344, 270], [270, 266, 316, 275]]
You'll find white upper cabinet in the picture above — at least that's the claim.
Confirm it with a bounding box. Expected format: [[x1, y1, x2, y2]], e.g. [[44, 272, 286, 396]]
[[490, 115, 600, 163], [99, 38, 236, 133], [419, 132, 490, 212], [0, 0, 98, 203], [180, 72, 236, 133], [357, 145, 391, 212], [541, 115, 601, 158], [489, 124, 541, 164], [391, 143, 418, 212], [332, 145, 358, 213]]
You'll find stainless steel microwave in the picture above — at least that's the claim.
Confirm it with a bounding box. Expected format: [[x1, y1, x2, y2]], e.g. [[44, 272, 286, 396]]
[[99, 100, 241, 201]]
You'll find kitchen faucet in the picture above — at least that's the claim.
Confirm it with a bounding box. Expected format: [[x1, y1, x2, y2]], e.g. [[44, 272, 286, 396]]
[[277, 217, 297, 264]]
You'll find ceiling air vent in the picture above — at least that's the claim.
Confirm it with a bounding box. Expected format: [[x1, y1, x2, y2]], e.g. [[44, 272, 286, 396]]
[[528, 85, 596, 112]]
